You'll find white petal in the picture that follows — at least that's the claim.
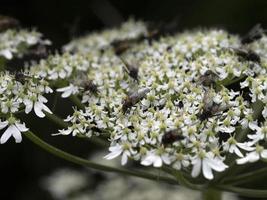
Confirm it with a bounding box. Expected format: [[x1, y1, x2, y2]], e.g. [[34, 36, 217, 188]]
[[206, 158, 227, 172], [173, 162, 182, 170], [121, 152, 128, 165], [15, 122, 28, 132], [62, 89, 73, 98], [24, 99, 33, 114], [1, 125, 22, 144], [153, 156, 162, 167], [161, 154, 171, 165], [247, 151, 260, 163], [191, 158, 201, 178], [237, 142, 255, 151], [104, 146, 122, 160], [0, 126, 13, 144], [203, 159, 213, 180], [11, 125, 22, 143], [0, 121, 8, 130], [141, 156, 153, 166], [56, 86, 70, 92], [234, 146, 244, 157], [34, 102, 45, 118], [38, 95, 48, 103], [249, 121, 259, 131], [261, 150, 267, 159], [41, 103, 52, 114], [52, 129, 72, 136], [236, 156, 249, 165], [1, 49, 12, 59], [262, 107, 267, 118]]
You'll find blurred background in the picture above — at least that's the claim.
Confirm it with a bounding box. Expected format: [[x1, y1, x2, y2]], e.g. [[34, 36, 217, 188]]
[[0, 0, 267, 199]]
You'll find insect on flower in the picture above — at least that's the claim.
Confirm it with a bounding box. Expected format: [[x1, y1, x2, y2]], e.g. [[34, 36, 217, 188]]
[[28, 44, 49, 59], [197, 90, 227, 122], [74, 73, 98, 95], [83, 80, 99, 94], [122, 88, 150, 113], [0, 15, 20, 32], [143, 19, 179, 43], [229, 47, 261, 63], [120, 57, 139, 81], [13, 71, 32, 84], [199, 70, 219, 87], [162, 129, 185, 146], [241, 24, 266, 44], [111, 38, 140, 55]]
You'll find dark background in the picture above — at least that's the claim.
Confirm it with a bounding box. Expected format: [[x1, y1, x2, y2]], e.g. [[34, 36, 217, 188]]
[[0, 0, 267, 199]]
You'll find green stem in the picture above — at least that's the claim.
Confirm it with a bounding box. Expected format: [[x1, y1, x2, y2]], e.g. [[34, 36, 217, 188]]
[[162, 166, 205, 190], [25, 130, 178, 185], [222, 167, 267, 186], [221, 75, 246, 87], [51, 92, 60, 113], [69, 95, 85, 110], [216, 185, 267, 198], [0, 57, 6, 71], [44, 111, 69, 128], [202, 188, 221, 200], [77, 134, 109, 147]]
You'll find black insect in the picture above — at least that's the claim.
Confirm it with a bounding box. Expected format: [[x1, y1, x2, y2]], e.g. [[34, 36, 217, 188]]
[[162, 129, 185, 145], [83, 80, 98, 94], [199, 70, 219, 87], [120, 58, 139, 81], [178, 101, 184, 108], [197, 90, 226, 121], [0, 15, 19, 32], [231, 48, 261, 63], [28, 44, 48, 59], [14, 71, 32, 84], [122, 88, 150, 113], [241, 24, 266, 44], [111, 19, 179, 54], [143, 19, 179, 43], [111, 38, 140, 55]]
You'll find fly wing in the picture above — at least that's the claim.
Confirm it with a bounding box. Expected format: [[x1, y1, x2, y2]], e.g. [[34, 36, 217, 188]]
[[129, 88, 150, 104], [120, 57, 130, 74], [241, 24, 264, 44]]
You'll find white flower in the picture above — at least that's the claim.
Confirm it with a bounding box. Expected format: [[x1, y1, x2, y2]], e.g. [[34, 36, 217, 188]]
[[1, 99, 20, 113], [172, 153, 190, 170], [0, 118, 28, 144], [223, 138, 254, 157], [216, 118, 235, 133], [237, 145, 267, 165], [247, 124, 267, 143], [53, 123, 86, 137], [57, 84, 79, 98], [104, 142, 135, 165], [141, 149, 171, 167], [24, 95, 52, 118], [191, 151, 228, 180], [0, 49, 13, 59], [262, 106, 267, 118]]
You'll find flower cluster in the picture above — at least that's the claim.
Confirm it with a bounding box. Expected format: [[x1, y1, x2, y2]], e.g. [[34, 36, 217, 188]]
[[0, 29, 50, 60], [2, 20, 267, 181], [0, 72, 53, 143], [63, 19, 147, 54], [55, 21, 267, 180]]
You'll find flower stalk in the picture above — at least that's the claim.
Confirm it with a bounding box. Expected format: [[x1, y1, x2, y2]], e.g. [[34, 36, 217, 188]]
[[24, 130, 178, 185], [202, 188, 221, 200]]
